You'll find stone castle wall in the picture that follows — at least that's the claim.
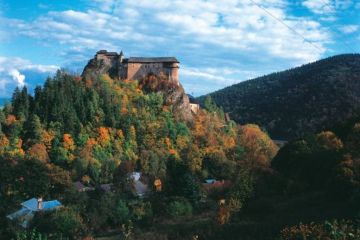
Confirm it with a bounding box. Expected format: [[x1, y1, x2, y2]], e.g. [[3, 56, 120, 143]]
[[95, 51, 179, 84]]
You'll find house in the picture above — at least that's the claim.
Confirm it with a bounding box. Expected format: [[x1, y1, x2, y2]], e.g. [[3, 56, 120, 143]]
[[205, 179, 217, 184], [202, 180, 232, 196], [127, 172, 149, 198], [74, 181, 95, 192], [7, 198, 62, 228], [187, 94, 200, 114], [99, 183, 113, 193], [154, 179, 162, 192]]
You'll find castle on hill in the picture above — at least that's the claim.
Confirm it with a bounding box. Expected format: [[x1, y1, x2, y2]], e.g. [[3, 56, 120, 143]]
[[95, 50, 179, 83]]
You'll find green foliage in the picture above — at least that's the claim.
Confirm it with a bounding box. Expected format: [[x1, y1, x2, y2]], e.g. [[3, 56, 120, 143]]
[[14, 229, 47, 240], [166, 197, 193, 217], [115, 199, 131, 224], [227, 169, 254, 212], [32, 207, 85, 239], [0, 70, 280, 239], [199, 54, 360, 139], [279, 220, 360, 240]]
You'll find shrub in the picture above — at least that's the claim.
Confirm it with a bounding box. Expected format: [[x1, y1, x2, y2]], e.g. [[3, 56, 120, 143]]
[[167, 198, 193, 217], [279, 220, 360, 240]]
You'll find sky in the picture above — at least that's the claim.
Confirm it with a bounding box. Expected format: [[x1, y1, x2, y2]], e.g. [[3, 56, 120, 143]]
[[0, 0, 359, 98]]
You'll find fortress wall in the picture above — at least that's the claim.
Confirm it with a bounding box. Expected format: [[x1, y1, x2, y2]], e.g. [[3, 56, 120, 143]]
[[170, 63, 179, 83], [127, 63, 167, 81]]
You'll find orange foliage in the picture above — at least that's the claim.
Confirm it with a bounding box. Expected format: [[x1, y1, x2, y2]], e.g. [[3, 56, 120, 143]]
[[164, 137, 172, 149], [97, 127, 110, 146], [5, 115, 16, 125], [0, 134, 9, 154], [63, 134, 75, 151], [216, 205, 230, 225], [82, 175, 91, 184], [27, 143, 49, 162], [238, 124, 278, 167], [85, 78, 93, 88], [169, 149, 177, 155]]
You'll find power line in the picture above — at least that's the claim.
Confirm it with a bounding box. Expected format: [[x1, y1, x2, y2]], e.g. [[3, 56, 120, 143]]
[[248, 0, 328, 56]]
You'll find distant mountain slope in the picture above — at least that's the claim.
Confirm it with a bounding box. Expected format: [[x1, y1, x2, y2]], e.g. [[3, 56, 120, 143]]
[[199, 54, 360, 139]]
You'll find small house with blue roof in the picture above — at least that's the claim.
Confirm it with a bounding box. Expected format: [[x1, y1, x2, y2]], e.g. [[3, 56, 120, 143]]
[[7, 197, 62, 228]]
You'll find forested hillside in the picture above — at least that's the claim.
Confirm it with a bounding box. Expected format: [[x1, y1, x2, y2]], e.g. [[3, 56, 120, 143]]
[[0, 64, 359, 240], [0, 70, 279, 239], [199, 54, 360, 139]]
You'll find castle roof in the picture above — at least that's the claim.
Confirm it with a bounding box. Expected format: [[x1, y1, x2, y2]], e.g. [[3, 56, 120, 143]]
[[126, 57, 179, 63]]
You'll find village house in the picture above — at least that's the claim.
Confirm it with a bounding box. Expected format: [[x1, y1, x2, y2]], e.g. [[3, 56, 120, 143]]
[[127, 172, 149, 198], [187, 94, 200, 114], [7, 198, 62, 228], [202, 179, 232, 196], [74, 181, 95, 192]]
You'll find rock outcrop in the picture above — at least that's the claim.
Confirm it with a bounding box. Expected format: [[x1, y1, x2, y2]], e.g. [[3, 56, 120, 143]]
[[82, 51, 193, 122]]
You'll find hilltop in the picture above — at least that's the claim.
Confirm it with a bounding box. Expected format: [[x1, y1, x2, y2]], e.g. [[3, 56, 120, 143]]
[[199, 54, 360, 139]]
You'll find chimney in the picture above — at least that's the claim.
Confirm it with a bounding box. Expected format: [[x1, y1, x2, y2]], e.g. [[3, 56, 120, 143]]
[[37, 197, 43, 210]]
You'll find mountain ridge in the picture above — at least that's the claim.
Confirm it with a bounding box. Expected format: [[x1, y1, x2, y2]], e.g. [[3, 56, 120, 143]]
[[198, 54, 360, 139]]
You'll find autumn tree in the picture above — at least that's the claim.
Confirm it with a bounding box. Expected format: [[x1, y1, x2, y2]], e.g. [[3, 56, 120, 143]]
[[27, 143, 49, 163]]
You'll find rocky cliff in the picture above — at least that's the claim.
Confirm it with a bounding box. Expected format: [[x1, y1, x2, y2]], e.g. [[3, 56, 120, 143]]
[[82, 53, 193, 122]]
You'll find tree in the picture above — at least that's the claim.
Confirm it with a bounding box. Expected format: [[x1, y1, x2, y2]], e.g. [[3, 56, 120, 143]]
[[114, 199, 130, 225], [24, 114, 43, 145], [238, 124, 278, 168], [32, 207, 85, 239], [317, 131, 343, 151], [166, 197, 193, 217], [47, 164, 72, 197], [227, 169, 254, 213], [27, 143, 49, 163], [14, 158, 50, 199]]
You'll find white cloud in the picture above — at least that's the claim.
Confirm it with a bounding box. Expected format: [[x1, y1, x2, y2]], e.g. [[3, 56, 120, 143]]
[[4, 0, 330, 64], [339, 25, 358, 34], [9, 69, 25, 87], [302, 0, 335, 14], [0, 56, 59, 97], [182, 66, 257, 85]]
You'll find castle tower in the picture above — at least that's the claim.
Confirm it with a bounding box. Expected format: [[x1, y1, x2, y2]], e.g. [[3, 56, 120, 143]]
[[119, 51, 124, 63]]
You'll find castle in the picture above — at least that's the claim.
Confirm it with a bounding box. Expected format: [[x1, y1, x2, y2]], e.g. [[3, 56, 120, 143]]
[[95, 50, 179, 83]]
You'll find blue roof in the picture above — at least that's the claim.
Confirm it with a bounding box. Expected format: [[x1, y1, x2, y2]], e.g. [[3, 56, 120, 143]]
[[7, 198, 61, 228], [43, 200, 62, 210], [205, 179, 216, 184], [21, 198, 61, 211]]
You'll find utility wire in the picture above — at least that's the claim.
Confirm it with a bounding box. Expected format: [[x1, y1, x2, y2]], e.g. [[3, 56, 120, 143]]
[[248, 0, 328, 56]]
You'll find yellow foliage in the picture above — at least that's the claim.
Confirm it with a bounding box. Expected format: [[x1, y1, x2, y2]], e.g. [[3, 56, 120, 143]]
[[41, 130, 55, 150], [317, 131, 343, 151]]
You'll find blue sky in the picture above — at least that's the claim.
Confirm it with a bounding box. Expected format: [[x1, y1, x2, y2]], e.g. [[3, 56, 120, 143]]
[[0, 0, 359, 97]]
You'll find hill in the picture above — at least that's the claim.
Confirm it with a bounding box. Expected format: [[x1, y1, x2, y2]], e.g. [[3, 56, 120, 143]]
[[199, 54, 360, 139], [0, 59, 279, 239]]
